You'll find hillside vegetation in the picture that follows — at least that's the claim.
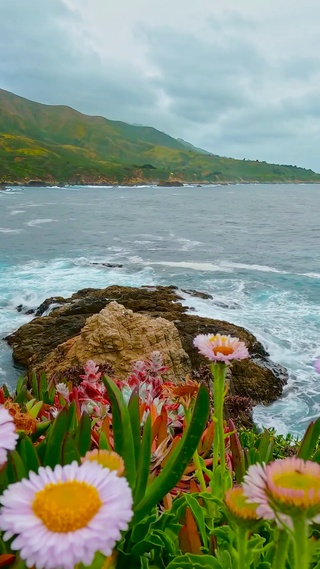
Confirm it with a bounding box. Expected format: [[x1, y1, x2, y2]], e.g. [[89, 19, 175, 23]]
[[0, 88, 319, 185]]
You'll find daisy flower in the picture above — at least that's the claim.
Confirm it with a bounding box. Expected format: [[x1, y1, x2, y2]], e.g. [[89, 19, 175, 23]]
[[0, 405, 18, 466], [0, 461, 133, 569], [82, 449, 125, 476], [243, 457, 320, 523], [193, 334, 249, 363], [225, 487, 261, 523]]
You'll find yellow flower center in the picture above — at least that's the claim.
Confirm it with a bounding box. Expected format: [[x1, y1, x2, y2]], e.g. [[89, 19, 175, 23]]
[[83, 450, 125, 476], [272, 472, 320, 507], [213, 346, 234, 356], [32, 480, 102, 532], [225, 487, 259, 521]]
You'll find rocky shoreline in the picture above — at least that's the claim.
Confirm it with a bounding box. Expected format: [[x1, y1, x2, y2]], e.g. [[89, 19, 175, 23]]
[[6, 286, 288, 422], [1, 180, 319, 189]]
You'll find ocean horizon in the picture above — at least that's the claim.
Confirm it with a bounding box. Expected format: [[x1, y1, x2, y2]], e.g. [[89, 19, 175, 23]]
[[0, 183, 319, 437]]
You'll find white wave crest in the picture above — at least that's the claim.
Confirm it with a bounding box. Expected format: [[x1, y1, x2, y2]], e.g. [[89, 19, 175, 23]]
[[26, 219, 58, 227]]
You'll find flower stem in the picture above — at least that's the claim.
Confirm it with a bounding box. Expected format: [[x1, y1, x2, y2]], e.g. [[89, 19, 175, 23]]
[[192, 448, 207, 493], [236, 526, 249, 569], [292, 515, 310, 569], [272, 529, 290, 569], [211, 363, 226, 491]]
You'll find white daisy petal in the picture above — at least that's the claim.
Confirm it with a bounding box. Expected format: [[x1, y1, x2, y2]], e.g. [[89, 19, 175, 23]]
[[0, 460, 133, 569], [0, 406, 18, 466]]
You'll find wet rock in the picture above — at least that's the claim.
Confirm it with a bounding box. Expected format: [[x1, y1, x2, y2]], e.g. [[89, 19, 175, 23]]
[[157, 180, 184, 187], [35, 297, 69, 316], [16, 304, 35, 315], [181, 289, 213, 300], [91, 262, 123, 268]]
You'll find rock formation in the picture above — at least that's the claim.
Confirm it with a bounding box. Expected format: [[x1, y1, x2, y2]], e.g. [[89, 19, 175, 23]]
[[6, 285, 288, 404], [33, 301, 190, 382]]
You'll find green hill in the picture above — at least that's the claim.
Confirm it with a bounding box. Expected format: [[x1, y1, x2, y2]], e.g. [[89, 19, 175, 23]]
[[0, 88, 319, 185]]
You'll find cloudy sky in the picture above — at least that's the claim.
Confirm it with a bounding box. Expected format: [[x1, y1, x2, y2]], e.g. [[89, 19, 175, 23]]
[[1, 0, 320, 171]]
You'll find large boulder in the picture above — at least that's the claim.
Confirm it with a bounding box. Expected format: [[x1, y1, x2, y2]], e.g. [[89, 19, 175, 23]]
[[5, 285, 287, 404], [32, 301, 190, 382]]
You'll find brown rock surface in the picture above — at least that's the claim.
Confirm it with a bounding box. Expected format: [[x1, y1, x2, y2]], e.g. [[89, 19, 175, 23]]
[[5, 285, 288, 404], [34, 301, 190, 382]]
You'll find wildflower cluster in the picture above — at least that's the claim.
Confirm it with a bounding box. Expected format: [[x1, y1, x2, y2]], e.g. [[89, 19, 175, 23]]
[[0, 334, 319, 569]]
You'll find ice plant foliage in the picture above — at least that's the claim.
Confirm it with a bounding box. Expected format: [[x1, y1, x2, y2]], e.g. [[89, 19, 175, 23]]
[[0, 405, 18, 466], [193, 333, 249, 363], [243, 457, 320, 522], [0, 461, 133, 569], [79, 360, 102, 382]]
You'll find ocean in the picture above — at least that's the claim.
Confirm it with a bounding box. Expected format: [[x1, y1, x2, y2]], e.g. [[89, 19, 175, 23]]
[[0, 183, 319, 437]]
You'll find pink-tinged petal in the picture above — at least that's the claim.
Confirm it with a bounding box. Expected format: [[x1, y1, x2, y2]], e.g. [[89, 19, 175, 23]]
[[244, 457, 320, 523], [0, 406, 18, 466], [193, 333, 249, 362], [0, 461, 133, 569]]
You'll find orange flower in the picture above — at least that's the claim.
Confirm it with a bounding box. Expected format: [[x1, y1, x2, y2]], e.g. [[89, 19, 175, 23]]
[[4, 401, 37, 435], [162, 379, 200, 409]]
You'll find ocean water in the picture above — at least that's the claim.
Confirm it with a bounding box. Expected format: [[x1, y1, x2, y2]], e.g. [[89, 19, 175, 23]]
[[0, 184, 319, 437]]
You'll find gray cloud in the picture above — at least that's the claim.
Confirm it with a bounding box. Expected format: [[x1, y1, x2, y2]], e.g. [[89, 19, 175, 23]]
[[1, 0, 320, 171]]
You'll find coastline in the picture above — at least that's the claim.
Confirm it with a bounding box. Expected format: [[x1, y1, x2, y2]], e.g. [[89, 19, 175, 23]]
[[5, 284, 288, 431], [1, 180, 320, 189]]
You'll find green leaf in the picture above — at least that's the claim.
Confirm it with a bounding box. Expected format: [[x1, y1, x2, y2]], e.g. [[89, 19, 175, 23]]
[[15, 375, 27, 395], [130, 511, 158, 543], [2, 384, 10, 399], [219, 550, 232, 569], [99, 431, 111, 451], [74, 412, 91, 456], [297, 418, 320, 460], [61, 433, 81, 465], [228, 420, 245, 483], [133, 384, 210, 524], [103, 376, 136, 488], [184, 494, 208, 549], [6, 450, 27, 483], [42, 389, 53, 405], [312, 448, 320, 464], [39, 372, 48, 399], [43, 404, 76, 467], [131, 532, 166, 556], [31, 420, 51, 442], [167, 554, 222, 568], [14, 385, 27, 404], [128, 387, 141, 465], [18, 436, 40, 472], [133, 414, 152, 506], [31, 373, 39, 400], [28, 400, 43, 419]]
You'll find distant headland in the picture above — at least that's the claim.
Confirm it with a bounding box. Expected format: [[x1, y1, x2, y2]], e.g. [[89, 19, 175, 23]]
[[1, 88, 320, 186]]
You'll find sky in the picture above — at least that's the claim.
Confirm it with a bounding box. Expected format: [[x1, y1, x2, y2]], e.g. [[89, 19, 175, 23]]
[[1, 0, 320, 171]]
